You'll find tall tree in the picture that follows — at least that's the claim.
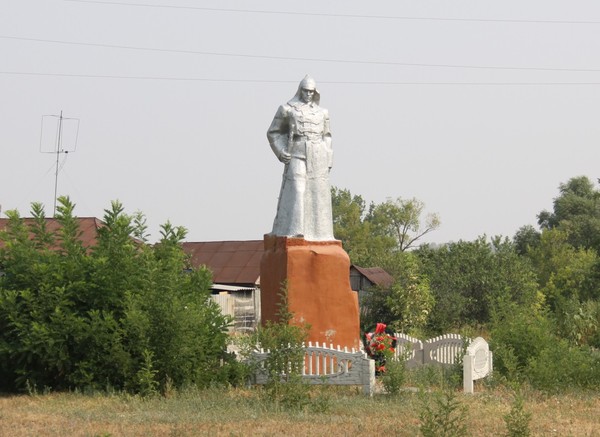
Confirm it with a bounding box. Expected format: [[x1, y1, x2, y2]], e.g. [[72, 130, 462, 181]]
[[331, 187, 395, 267], [517, 177, 600, 348], [526, 228, 599, 309], [331, 187, 440, 266], [385, 252, 434, 335], [368, 197, 441, 252], [513, 224, 541, 256], [538, 176, 600, 251], [359, 251, 434, 336], [331, 188, 439, 334]]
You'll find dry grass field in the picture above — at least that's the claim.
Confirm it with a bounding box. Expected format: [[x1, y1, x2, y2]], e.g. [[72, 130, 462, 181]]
[[1, 385, 599, 437]]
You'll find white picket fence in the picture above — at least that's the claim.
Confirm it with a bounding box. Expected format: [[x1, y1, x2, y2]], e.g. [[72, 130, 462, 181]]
[[250, 342, 376, 396], [393, 332, 493, 393], [248, 334, 492, 395], [393, 333, 466, 367]]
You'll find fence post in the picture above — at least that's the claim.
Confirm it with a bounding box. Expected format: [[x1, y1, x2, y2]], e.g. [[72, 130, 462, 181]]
[[463, 353, 474, 394], [363, 357, 375, 396], [463, 337, 492, 393]]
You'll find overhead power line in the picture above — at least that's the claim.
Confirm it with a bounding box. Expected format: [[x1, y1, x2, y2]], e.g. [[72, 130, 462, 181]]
[[65, 0, 600, 25], [3, 71, 600, 85], [2, 35, 599, 73]]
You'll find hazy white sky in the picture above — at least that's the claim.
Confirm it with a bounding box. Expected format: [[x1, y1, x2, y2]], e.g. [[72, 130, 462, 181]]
[[2, 0, 600, 245]]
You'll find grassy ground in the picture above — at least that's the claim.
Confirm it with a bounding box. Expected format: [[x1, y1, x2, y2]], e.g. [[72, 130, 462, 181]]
[[1, 385, 599, 436]]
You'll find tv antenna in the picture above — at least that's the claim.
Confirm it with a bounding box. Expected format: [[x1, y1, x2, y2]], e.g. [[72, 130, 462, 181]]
[[40, 111, 80, 216]]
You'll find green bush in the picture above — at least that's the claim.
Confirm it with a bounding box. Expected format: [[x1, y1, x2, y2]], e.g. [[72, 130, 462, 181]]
[[490, 302, 600, 391], [554, 298, 600, 348], [417, 237, 539, 333], [504, 387, 531, 437], [381, 358, 406, 395], [526, 341, 600, 392], [0, 198, 232, 393], [251, 287, 312, 412], [419, 389, 468, 437], [489, 304, 555, 380]]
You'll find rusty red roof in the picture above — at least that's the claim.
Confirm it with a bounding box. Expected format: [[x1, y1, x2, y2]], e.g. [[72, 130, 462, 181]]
[[182, 240, 263, 286], [1, 220, 392, 290], [351, 265, 394, 289], [0, 217, 105, 250], [181, 240, 395, 289]]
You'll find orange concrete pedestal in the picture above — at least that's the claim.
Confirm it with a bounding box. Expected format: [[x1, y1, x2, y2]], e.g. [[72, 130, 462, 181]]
[[260, 235, 361, 350]]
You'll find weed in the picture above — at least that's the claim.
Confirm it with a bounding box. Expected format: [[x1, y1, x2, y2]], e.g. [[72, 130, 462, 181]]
[[418, 389, 468, 437], [252, 284, 311, 412], [309, 379, 333, 413], [407, 365, 455, 389], [135, 349, 159, 397], [2, 385, 600, 435], [504, 387, 532, 437], [382, 358, 406, 395], [25, 379, 38, 397]]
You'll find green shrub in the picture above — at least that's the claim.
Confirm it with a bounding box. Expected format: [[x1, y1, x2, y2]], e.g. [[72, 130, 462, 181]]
[[504, 387, 531, 437], [381, 358, 406, 395], [555, 298, 600, 348], [489, 304, 555, 380], [417, 237, 539, 333], [309, 381, 333, 413], [490, 301, 600, 392], [251, 286, 311, 412], [407, 365, 451, 390], [0, 198, 231, 393], [526, 341, 600, 392], [419, 389, 468, 437], [135, 349, 159, 397], [212, 353, 252, 388], [263, 373, 311, 412]]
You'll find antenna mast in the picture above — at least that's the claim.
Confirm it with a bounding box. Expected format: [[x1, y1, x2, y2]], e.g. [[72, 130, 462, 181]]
[[53, 111, 64, 216], [39, 111, 79, 216]]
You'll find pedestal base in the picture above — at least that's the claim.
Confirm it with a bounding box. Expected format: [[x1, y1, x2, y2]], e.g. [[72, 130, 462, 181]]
[[260, 235, 361, 350]]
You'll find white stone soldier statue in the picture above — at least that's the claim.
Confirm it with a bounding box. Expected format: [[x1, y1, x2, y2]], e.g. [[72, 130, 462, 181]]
[[267, 75, 335, 241]]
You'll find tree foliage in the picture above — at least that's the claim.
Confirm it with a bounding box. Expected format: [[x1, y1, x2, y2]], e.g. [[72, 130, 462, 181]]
[[538, 176, 600, 251], [515, 177, 600, 348], [0, 197, 231, 393], [490, 299, 600, 392], [359, 252, 434, 336], [331, 188, 440, 335], [368, 197, 441, 252], [416, 237, 540, 333], [331, 177, 600, 390], [526, 229, 599, 309], [331, 187, 439, 335], [385, 253, 434, 335], [331, 187, 395, 267], [513, 224, 541, 256], [331, 187, 440, 266]]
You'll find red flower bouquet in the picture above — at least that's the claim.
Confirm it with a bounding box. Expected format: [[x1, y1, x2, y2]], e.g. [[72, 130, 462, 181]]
[[365, 323, 397, 374]]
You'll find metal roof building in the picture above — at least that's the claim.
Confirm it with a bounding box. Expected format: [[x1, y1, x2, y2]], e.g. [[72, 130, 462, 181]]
[[182, 240, 394, 292], [181, 240, 263, 287]]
